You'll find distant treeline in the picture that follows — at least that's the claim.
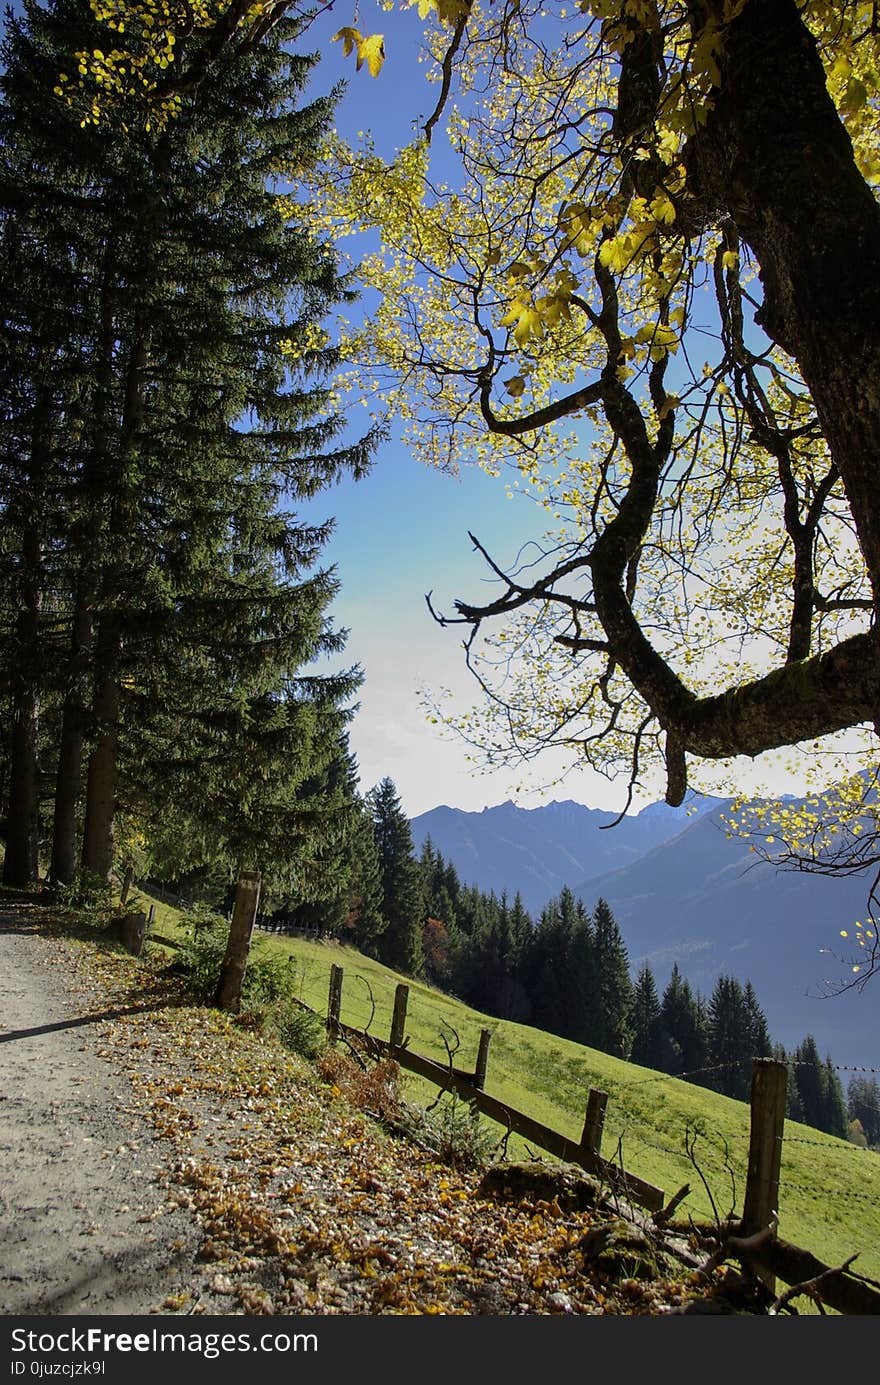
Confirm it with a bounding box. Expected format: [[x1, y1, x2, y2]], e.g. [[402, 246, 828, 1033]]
[[165, 774, 876, 1148]]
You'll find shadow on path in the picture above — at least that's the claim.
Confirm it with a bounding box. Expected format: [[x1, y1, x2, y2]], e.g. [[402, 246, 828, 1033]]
[[0, 999, 180, 1044]]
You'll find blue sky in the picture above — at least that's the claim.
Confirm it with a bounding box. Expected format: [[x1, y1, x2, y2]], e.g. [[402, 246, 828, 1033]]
[[294, 7, 628, 817], [295, 6, 850, 818]]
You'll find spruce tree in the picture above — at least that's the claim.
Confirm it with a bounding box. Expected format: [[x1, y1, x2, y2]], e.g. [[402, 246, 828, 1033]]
[[847, 1076, 880, 1147], [591, 897, 632, 1057], [629, 964, 663, 1069], [793, 1035, 826, 1129], [743, 981, 772, 1064], [773, 1043, 805, 1124], [0, 1, 377, 886], [821, 1057, 848, 1139], [369, 777, 424, 976], [707, 976, 754, 1100]]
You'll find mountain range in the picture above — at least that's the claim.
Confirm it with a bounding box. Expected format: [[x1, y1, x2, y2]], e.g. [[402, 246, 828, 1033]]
[[411, 796, 878, 1070]]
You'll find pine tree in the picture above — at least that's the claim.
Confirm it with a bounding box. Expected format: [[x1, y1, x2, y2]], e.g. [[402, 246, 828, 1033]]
[[369, 777, 424, 976], [743, 981, 772, 1063], [773, 1042, 804, 1124], [821, 1057, 848, 1139], [629, 964, 663, 1069], [793, 1035, 826, 1129], [0, 1, 377, 885], [847, 1076, 880, 1147], [591, 897, 632, 1057], [707, 976, 754, 1100], [523, 895, 574, 1038]]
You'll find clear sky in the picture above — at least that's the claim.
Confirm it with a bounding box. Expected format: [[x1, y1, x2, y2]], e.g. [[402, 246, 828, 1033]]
[[294, 6, 864, 819], [294, 8, 627, 818]]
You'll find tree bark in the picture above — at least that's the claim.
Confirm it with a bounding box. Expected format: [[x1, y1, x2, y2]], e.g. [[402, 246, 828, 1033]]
[[214, 871, 262, 1013], [2, 687, 40, 888], [50, 587, 93, 886], [692, 0, 880, 606], [80, 615, 122, 882], [3, 520, 43, 888], [588, 0, 880, 779]]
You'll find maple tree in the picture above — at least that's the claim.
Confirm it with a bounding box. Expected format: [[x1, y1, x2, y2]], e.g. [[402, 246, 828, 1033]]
[[307, 0, 880, 988], [316, 0, 880, 799]]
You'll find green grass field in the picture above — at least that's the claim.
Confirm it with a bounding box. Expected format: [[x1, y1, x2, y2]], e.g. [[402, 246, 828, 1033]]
[[140, 891, 880, 1286]]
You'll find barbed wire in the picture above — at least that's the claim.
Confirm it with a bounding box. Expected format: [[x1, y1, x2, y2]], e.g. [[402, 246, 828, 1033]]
[[611, 1058, 751, 1089], [795, 1061, 880, 1075], [783, 1131, 880, 1153], [780, 1180, 880, 1210]]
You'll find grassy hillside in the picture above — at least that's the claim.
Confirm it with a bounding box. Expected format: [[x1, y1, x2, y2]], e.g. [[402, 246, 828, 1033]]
[[142, 893, 880, 1286]]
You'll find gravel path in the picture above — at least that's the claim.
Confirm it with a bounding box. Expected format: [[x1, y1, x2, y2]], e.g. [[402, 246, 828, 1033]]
[[0, 900, 710, 1319], [0, 903, 204, 1315]]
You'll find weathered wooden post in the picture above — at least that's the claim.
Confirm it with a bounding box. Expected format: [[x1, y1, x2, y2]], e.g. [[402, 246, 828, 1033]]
[[580, 1087, 608, 1168], [390, 983, 409, 1049], [741, 1057, 788, 1290], [107, 909, 147, 957], [474, 1029, 492, 1090], [147, 903, 156, 928], [214, 870, 262, 1013], [327, 964, 344, 1041]]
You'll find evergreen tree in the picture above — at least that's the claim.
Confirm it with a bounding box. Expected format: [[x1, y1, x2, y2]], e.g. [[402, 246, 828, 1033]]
[[847, 1076, 880, 1147], [773, 1042, 805, 1124], [591, 897, 632, 1057], [0, 0, 376, 885], [821, 1057, 848, 1140], [707, 975, 754, 1100], [743, 981, 773, 1063], [369, 777, 424, 976], [659, 964, 709, 1079], [791, 1042, 847, 1137], [793, 1035, 826, 1129], [261, 738, 385, 943], [629, 964, 663, 1069], [523, 895, 576, 1038]]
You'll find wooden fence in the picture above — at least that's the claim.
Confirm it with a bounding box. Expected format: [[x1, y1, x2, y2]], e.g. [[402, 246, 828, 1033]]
[[141, 874, 880, 1314], [323, 962, 880, 1314]]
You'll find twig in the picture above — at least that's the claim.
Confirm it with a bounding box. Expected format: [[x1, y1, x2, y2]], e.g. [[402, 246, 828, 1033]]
[[653, 1182, 691, 1226], [769, 1254, 860, 1315]]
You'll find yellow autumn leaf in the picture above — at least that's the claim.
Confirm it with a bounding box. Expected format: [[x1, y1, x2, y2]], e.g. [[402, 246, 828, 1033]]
[[332, 26, 362, 59], [500, 301, 544, 345], [356, 33, 386, 78]]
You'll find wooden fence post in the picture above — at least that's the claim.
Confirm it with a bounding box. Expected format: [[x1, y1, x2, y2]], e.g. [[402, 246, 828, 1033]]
[[474, 1029, 492, 1090], [214, 870, 262, 1012], [390, 983, 409, 1048], [742, 1057, 787, 1289], [580, 1088, 608, 1166], [327, 964, 344, 1041]]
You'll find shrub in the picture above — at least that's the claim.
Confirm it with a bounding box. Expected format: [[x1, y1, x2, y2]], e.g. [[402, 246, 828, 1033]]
[[394, 1092, 496, 1169], [263, 1000, 326, 1061], [175, 911, 301, 1014], [55, 870, 116, 927], [316, 1050, 404, 1123]]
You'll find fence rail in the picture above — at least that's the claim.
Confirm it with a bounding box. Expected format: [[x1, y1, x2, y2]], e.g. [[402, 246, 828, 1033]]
[[137, 876, 880, 1313], [320, 959, 880, 1314]]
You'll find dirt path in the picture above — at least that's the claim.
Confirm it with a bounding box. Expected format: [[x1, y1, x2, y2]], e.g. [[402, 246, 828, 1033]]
[[0, 901, 713, 1319], [0, 903, 205, 1315]]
